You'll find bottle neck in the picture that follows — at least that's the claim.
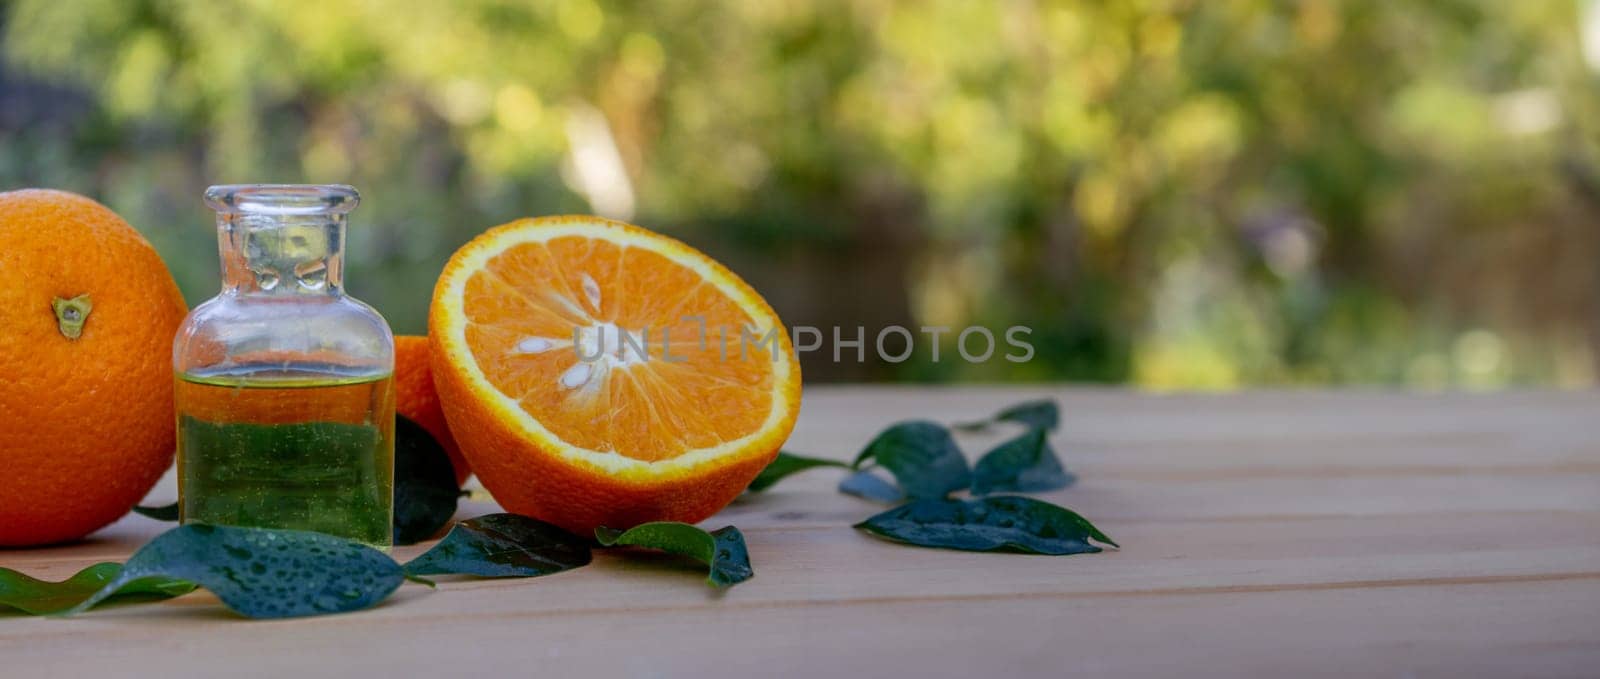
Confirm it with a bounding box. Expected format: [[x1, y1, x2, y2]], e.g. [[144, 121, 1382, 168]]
[[218, 212, 346, 296], [205, 184, 360, 298]]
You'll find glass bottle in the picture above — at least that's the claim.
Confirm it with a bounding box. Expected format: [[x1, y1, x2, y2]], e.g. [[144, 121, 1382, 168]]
[[172, 184, 395, 547]]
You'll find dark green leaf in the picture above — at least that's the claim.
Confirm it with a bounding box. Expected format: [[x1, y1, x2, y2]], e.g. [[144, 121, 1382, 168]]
[[971, 428, 1075, 495], [854, 496, 1117, 555], [995, 399, 1060, 431], [133, 502, 179, 521], [837, 469, 905, 503], [594, 522, 753, 588], [393, 414, 461, 545], [955, 399, 1060, 432], [64, 524, 405, 619], [404, 513, 592, 578], [851, 420, 970, 499], [746, 451, 850, 492], [0, 563, 194, 615]]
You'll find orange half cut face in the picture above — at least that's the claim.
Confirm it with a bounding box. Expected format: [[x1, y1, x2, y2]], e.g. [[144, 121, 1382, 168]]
[[429, 215, 801, 532]]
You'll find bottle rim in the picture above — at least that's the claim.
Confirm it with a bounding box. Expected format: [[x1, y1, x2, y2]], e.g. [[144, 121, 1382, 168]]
[[204, 184, 360, 216]]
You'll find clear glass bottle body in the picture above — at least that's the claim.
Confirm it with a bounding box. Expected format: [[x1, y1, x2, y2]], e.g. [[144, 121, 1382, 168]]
[[172, 185, 395, 547]]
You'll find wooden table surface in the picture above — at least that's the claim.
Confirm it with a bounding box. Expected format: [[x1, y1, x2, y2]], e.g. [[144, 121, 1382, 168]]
[[3, 387, 1599, 678]]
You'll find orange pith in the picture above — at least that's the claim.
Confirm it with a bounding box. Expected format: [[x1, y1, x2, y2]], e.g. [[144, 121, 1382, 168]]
[[429, 216, 801, 533]]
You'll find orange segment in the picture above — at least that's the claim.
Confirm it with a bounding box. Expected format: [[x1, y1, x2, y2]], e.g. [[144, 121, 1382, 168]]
[[429, 215, 801, 533]]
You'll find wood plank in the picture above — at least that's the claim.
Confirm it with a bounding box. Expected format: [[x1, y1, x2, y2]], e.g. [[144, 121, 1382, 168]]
[[6, 579, 1599, 678], [2, 387, 1598, 677]]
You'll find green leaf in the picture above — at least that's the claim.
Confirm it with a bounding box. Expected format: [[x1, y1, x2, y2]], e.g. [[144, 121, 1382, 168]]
[[851, 420, 970, 499], [854, 496, 1117, 555], [594, 522, 753, 588], [747, 451, 850, 492], [837, 469, 905, 503], [404, 513, 592, 578], [0, 562, 194, 615], [955, 399, 1060, 432], [133, 502, 179, 521], [393, 414, 460, 545], [970, 428, 1075, 495], [64, 524, 405, 619]]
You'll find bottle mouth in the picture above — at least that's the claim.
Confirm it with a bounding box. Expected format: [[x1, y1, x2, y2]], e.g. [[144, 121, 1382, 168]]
[[205, 184, 360, 216]]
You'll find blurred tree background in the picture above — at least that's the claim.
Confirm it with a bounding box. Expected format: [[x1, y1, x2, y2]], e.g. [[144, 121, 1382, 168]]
[[1, 0, 1597, 386]]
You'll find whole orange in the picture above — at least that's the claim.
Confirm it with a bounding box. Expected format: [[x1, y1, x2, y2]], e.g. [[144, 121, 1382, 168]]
[[394, 335, 470, 484], [0, 189, 187, 546], [429, 216, 801, 534]]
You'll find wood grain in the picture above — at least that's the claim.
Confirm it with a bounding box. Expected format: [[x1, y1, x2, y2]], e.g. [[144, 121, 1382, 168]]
[[3, 387, 1598, 678]]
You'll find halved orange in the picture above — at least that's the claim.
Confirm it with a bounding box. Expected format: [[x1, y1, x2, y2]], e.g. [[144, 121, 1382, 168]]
[[429, 216, 801, 533]]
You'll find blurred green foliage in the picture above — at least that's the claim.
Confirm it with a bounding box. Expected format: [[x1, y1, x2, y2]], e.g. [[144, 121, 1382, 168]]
[[2, 0, 1596, 386]]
